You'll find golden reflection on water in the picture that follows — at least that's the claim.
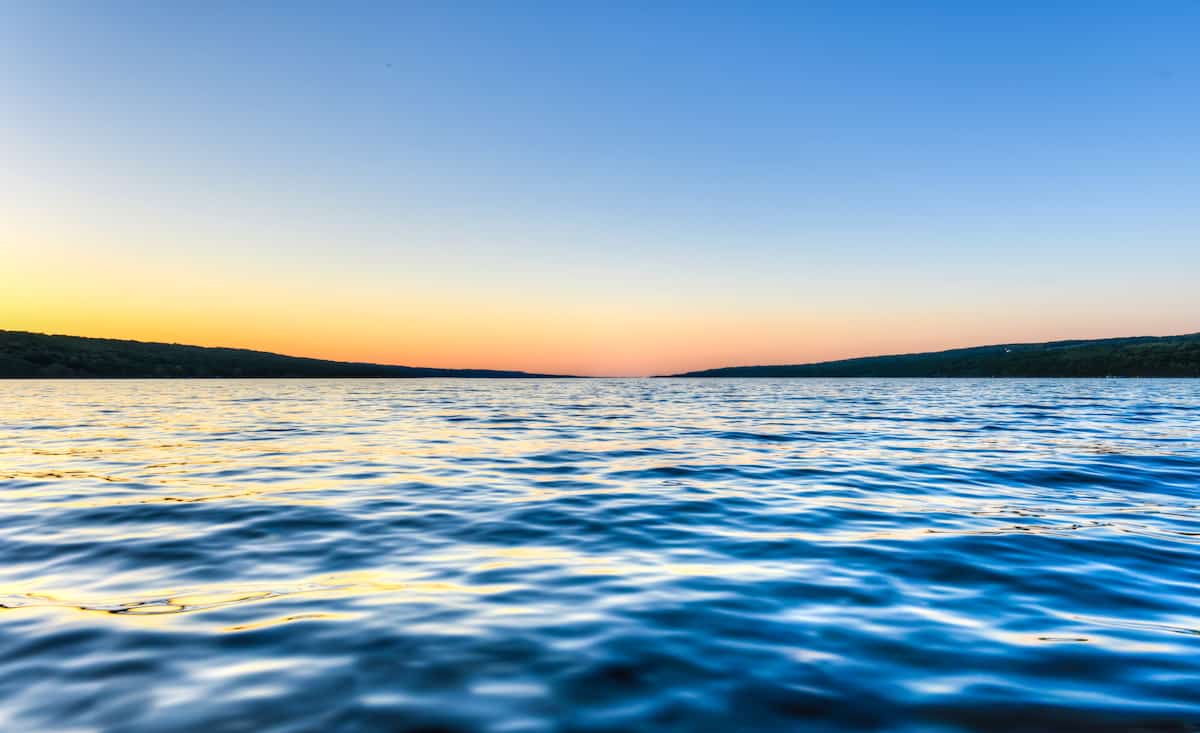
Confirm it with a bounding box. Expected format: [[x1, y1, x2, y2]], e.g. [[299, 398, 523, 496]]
[[0, 571, 524, 628], [221, 612, 361, 633]]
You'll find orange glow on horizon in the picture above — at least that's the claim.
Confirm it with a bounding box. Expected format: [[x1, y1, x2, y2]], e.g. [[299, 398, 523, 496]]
[[5, 231, 1196, 377], [7, 300, 1195, 378]]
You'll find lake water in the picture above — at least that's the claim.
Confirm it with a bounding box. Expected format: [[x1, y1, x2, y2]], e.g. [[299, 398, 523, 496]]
[[1, 379, 1198, 732]]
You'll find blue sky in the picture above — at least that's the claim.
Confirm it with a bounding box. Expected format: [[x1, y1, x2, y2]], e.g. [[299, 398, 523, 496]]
[[2, 1, 1198, 374]]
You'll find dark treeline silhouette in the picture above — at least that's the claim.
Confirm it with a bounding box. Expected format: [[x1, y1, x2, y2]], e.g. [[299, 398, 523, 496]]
[[0, 331, 567, 378], [671, 333, 1200, 378], [5, 329, 1199, 379]]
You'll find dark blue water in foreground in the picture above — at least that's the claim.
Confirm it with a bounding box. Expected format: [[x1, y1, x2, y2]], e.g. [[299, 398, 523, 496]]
[[1, 379, 1198, 732]]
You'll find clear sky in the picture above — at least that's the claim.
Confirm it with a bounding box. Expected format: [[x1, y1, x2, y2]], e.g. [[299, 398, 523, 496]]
[[3, 2, 1197, 376]]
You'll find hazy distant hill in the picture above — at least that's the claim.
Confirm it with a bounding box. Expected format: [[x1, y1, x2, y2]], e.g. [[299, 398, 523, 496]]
[[0, 331, 566, 378], [671, 333, 1200, 378]]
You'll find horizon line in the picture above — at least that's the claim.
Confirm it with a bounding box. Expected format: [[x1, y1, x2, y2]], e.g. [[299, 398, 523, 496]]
[[4, 328, 1198, 379]]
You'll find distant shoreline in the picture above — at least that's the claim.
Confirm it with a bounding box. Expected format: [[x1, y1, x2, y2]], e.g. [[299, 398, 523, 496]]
[[3, 329, 1198, 379], [2, 376, 1194, 381], [666, 332, 1200, 378], [0, 330, 571, 379]]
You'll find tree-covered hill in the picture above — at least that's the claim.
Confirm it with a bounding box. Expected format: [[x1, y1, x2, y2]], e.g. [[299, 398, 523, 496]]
[[0, 331, 566, 378], [670, 333, 1200, 378]]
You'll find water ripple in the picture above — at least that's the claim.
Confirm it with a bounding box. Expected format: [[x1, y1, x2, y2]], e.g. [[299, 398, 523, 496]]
[[0, 378, 1198, 732]]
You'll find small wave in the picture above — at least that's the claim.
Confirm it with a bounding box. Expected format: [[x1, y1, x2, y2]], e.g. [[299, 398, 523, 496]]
[[0, 378, 1198, 732]]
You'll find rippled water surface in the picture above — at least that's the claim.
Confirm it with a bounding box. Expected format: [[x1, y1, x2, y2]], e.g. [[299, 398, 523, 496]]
[[1, 379, 1199, 732]]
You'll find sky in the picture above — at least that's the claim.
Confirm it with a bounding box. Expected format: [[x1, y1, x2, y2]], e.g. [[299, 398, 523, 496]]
[[2, 1, 1198, 376]]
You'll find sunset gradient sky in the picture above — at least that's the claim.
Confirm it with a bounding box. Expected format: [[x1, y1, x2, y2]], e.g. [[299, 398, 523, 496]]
[[3, 2, 1198, 376]]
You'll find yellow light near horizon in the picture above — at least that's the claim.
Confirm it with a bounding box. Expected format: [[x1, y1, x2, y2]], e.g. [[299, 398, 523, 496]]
[[5, 224, 1193, 376]]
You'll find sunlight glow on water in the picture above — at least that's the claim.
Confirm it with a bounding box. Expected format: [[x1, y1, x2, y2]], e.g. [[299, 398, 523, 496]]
[[1, 379, 1198, 732]]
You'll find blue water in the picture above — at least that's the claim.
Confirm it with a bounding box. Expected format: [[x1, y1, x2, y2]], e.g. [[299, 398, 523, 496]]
[[1, 379, 1198, 732]]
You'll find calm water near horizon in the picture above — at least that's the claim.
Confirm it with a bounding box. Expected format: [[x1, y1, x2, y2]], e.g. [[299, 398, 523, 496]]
[[1, 378, 1198, 732]]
